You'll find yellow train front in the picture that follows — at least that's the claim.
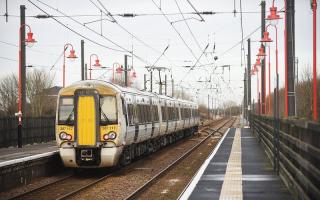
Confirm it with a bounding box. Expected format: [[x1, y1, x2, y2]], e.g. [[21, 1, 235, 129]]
[[56, 80, 124, 168]]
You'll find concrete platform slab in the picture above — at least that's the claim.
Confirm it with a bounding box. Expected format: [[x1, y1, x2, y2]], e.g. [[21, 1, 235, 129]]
[[179, 128, 292, 200]]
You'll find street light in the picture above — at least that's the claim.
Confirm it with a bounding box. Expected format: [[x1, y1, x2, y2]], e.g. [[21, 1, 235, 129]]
[[129, 69, 137, 87], [261, 30, 273, 115], [62, 43, 77, 87], [89, 54, 102, 80], [255, 58, 261, 67], [256, 46, 267, 60], [17, 24, 37, 148], [250, 64, 260, 114], [266, 3, 281, 26], [112, 62, 120, 83]]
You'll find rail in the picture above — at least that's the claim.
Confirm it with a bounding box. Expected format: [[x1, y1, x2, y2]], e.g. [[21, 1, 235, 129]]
[[250, 114, 320, 200]]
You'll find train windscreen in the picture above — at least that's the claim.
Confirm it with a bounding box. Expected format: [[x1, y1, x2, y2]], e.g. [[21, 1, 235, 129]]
[[100, 96, 117, 124], [58, 97, 74, 124]]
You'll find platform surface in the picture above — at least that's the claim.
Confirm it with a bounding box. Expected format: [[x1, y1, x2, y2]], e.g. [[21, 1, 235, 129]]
[[180, 128, 292, 200], [0, 142, 58, 167]]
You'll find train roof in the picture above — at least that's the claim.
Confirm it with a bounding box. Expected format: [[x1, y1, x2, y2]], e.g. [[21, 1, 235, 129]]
[[63, 80, 197, 107]]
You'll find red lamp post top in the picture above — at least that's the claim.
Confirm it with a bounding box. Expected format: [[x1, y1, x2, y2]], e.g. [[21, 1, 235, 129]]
[[26, 32, 36, 44], [67, 49, 77, 59], [64, 43, 77, 61], [257, 46, 267, 59], [116, 66, 123, 74], [255, 58, 261, 66], [90, 54, 101, 67], [260, 31, 273, 45], [93, 59, 101, 67], [21, 24, 37, 47], [266, 5, 282, 25]]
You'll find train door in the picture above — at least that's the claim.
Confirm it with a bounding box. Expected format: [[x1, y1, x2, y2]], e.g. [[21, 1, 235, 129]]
[[125, 96, 136, 144], [74, 89, 99, 146]]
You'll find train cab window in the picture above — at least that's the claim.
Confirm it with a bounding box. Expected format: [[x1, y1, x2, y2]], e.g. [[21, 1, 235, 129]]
[[100, 96, 117, 124], [58, 97, 74, 125]]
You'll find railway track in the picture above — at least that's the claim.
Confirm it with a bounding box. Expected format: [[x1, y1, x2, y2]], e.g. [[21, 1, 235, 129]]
[[124, 117, 235, 200], [7, 118, 233, 200]]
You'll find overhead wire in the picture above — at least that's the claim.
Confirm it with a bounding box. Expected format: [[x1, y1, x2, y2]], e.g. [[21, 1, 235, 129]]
[[185, 0, 205, 22], [178, 43, 209, 85], [0, 55, 59, 69], [92, 0, 174, 67], [174, 0, 208, 59], [151, 0, 199, 62], [0, 40, 59, 56], [29, 0, 151, 65], [219, 25, 261, 58], [29, 0, 125, 53], [3, 10, 261, 19]]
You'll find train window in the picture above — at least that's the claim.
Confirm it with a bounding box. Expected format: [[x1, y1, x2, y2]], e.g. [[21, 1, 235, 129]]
[[146, 105, 151, 122], [127, 104, 134, 125], [175, 107, 179, 120], [143, 105, 148, 123], [58, 97, 74, 125], [153, 105, 159, 122], [161, 106, 166, 121], [138, 105, 145, 123], [100, 96, 117, 124]]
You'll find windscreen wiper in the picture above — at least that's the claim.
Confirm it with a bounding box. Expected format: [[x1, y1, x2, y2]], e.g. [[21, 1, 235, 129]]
[[101, 109, 111, 124], [65, 109, 74, 125]]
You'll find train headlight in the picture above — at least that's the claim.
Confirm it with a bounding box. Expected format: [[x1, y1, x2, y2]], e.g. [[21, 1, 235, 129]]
[[59, 132, 72, 140], [108, 132, 117, 139], [103, 134, 109, 140], [103, 132, 117, 140]]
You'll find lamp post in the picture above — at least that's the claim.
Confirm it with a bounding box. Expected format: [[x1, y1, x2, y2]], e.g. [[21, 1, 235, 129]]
[[267, 0, 291, 117], [62, 43, 77, 87], [311, 0, 318, 121], [112, 62, 120, 83], [256, 46, 267, 113], [129, 69, 137, 87], [261, 30, 273, 115], [17, 23, 37, 148], [266, 3, 281, 119], [89, 54, 101, 80], [115, 65, 124, 84], [255, 58, 262, 114], [250, 64, 258, 114]]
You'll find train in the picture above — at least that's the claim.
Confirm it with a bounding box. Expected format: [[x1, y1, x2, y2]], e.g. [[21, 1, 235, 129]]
[[56, 80, 200, 168]]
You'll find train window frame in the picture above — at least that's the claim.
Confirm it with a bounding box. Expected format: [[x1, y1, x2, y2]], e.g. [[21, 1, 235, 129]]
[[100, 95, 118, 125], [58, 96, 74, 125]]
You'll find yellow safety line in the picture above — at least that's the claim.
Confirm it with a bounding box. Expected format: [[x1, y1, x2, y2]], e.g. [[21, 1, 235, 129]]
[[219, 128, 243, 200]]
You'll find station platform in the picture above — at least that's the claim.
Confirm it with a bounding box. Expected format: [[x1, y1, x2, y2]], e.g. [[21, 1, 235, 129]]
[[180, 127, 293, 200], [0, 142, 58, 167]]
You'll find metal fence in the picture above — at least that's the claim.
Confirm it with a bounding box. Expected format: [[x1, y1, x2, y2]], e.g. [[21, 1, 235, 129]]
[[0, 117, 55, 148], [251, 114, 320, 200]]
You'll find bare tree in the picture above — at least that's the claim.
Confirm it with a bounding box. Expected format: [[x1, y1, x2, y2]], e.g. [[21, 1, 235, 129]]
[[0, 74, 18, 116], [26, 69, 54, 117], [296, 67, 313, 120]]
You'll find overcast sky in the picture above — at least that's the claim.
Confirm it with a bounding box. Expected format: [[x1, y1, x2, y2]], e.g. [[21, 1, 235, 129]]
[[0, 0, 319, 107]]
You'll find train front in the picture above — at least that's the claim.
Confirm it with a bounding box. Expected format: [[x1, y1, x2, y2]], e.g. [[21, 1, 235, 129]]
[[55, 81, 123, 168]]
